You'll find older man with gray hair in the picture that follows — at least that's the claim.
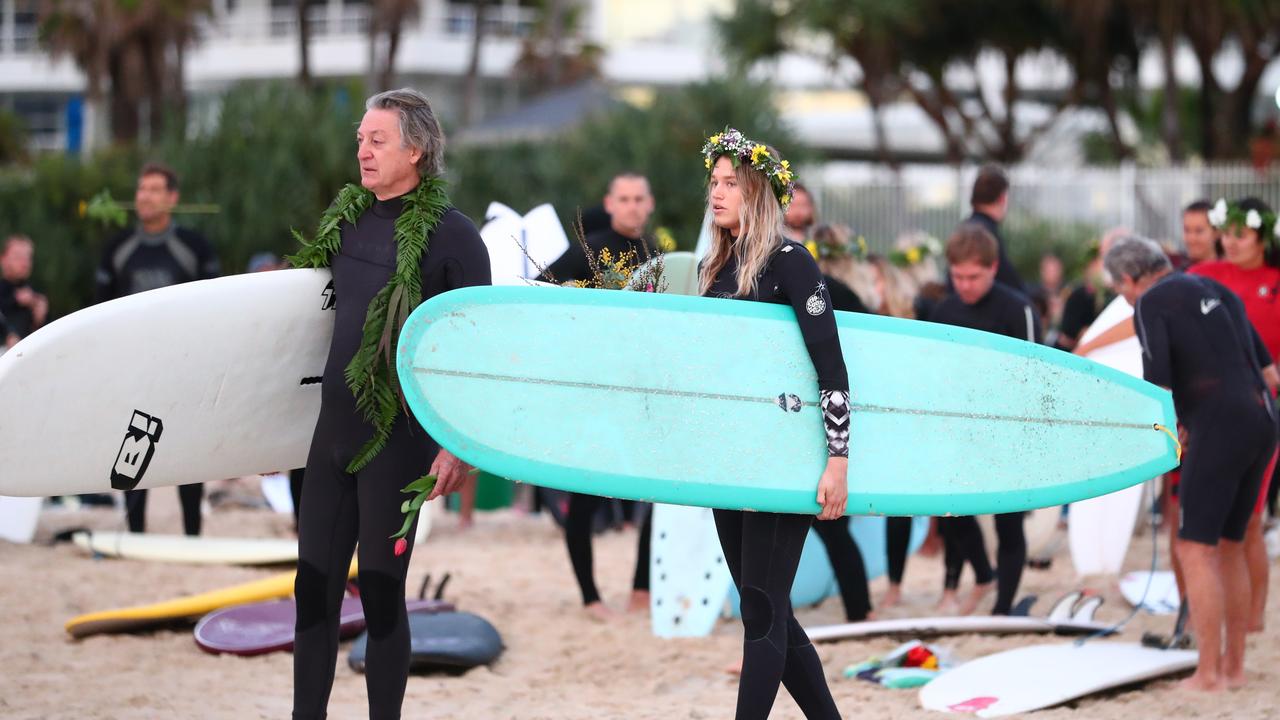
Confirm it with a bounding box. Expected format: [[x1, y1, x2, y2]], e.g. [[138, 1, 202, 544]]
[[289, 88, 491, 718], [1106, 235, 1276, 693]]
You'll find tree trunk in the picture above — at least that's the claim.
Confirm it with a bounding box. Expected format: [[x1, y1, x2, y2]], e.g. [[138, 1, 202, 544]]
[[141, 30, 166, 142], [378, 14, 401, 91], [546, 0, 565, 87], [171, 27, 188, 135], [297, 0, 312, 89], [461, 0, 490, 126], [108, 45, 140, 144], [1157, 5, 1183, 161]]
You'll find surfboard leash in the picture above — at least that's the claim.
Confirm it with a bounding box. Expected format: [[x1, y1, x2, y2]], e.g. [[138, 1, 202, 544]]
[[1152, 424, 1183, 462]]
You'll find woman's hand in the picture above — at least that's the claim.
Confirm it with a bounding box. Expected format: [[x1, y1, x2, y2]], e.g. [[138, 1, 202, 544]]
[[816, 456, 848, 520]]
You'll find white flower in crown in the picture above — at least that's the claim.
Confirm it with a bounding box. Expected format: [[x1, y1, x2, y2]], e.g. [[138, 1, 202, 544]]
[[1247, 209, 1263, 229], [1208, 199, 1228, 227]]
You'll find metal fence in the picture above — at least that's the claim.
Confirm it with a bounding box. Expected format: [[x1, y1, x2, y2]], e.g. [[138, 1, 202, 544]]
[[808, 162, 1280, 258]]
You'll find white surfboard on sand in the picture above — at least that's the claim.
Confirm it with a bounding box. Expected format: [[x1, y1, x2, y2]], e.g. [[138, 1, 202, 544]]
[[1120, 570, 1180, 614], [1070, 295, 1146, 576], [72, 530, 299, 565], [807, 591, 1110, 642], [0, 495, 42, 543], [918, 641, 1195, 717], [480, 202, 570, 279], [0, 269, 335, 497], [650, 504, 731, 638]]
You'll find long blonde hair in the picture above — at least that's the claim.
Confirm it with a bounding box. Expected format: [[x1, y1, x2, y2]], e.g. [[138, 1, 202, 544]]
[[867, 255, 920, 319], [698, 156, 785, 297]]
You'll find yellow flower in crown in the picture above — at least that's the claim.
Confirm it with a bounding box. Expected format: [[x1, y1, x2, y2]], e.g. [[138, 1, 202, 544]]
[[857, 235, 868, 257], [750, 144, 769, 165], [704, 156, 712, 170], [906, 247, 922, 264], [780, 193, 792, 206], [805, 240, 819, 259], [701, 126, 798, 209], [709, 133, 723, 145]]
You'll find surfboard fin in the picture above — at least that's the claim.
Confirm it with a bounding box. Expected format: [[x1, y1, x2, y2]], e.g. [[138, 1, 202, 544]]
[[1009, 595, 1038, 617], [1069, 594, 1104, 623], [1046, 591, 1083, 622]]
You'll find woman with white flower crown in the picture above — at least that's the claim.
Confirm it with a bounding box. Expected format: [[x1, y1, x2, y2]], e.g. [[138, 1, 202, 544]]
[[699, 127, 845, 719], [1190, 196, 1280, 635]]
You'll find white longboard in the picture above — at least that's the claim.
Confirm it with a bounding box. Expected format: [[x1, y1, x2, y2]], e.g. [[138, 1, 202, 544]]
[[807, 592, 1111, 642], [1071, 296, 1146, 576], [480, 202, 570, 279], [0, 495, 42, 543], [72, 531, 298, 565], [650, 504, 731, 638], [919, 642, 1195, 716], [0, 269, 335, 497], [0, 269, 540, 498]]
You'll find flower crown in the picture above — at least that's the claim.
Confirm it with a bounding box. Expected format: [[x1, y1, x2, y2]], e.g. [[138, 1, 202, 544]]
[[1207, 198, 1280, 245], [889, 233, 942, 268], [702, 127, 797, 208], [805, 227, 868, 261]]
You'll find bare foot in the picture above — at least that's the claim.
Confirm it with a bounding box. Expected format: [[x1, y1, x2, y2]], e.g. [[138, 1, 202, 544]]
[[584, 601, 615, 623], [936, 595, 960, 616], [880, 585, 902, 609], [958, 582, 994, 616], [1248, 615, 1265, 634], [628, 590, 650, 613], [1177, 673, 1225, 692], [1224, 672, 1247, 690], [724, 657, 743, 676]]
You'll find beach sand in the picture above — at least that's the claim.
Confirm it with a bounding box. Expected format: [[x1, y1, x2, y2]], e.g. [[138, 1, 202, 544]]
[[1, 485, 1276, 719]]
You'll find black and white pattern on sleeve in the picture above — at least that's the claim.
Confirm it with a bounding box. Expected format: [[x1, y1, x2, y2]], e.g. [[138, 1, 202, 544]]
[[820, 389, 850, 457]]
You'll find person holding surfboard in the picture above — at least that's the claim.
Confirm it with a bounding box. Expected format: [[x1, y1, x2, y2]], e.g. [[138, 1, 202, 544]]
[[1108, 234, 1277, 692], [287, 88, 490, 719], [930, 224, 1042, 616], [96, 162, 220, 537], [699, 127, 846, 720]]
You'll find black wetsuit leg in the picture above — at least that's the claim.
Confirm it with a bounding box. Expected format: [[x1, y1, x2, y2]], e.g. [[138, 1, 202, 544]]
[[812, 517, 872, 621], [632, 506, 652, 592], [178, 483, 203, 536], [564, 492, 603, 605], [939, 516, 993, 590], [293, 414, 433, 720], [714, 509, 841, 720], [124, 488, 147, 533], [290, 467, 306, 525], [886, 516, 912, 585], [991, 512, 1026, 614]]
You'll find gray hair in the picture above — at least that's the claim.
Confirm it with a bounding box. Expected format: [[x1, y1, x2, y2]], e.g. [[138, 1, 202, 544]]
[[366, 88, 446, 177], [1103, 235, 1171, 282]]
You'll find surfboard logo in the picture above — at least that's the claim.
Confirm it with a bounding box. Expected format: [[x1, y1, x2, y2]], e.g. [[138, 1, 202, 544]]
[[321, 280, 336, 310], [776, 393, 802, 412], [110, 410, 164, 490]]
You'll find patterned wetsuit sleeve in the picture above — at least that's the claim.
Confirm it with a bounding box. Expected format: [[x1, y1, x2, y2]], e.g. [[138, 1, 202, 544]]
[[775, 243, 851, 457], [1134, 295, 1172, 389]]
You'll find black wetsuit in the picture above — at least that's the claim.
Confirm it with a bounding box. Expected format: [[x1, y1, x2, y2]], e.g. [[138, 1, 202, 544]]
[[929, 282, 1042, 614], [1135, 274, 1277, 544], [0, 277, 39, 339], [705, 239, 846, 720], [1055, 283, 1111, 351], [539, 225, 656, 607], [292, 195, 490, 720], [96, 222, 220, 535], [957, 212, 1025, 292]]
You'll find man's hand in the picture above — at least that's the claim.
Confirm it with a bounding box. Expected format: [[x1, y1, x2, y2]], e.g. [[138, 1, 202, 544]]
[[815, 456, 848, 521], [426, 448, 473, 501]]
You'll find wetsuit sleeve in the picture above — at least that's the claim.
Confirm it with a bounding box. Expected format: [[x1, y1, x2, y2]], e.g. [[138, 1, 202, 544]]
[[437, 212, 493, 291], [1251, 325, 1273, 368], [93, 234, 122, 303], [194, 234, 221, 280], [539, 244, 588, 284], [1134, 296, 1173, 389], [775, 244, 850, 457]]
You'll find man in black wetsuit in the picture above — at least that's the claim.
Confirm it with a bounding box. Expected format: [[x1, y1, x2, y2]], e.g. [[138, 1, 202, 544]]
[[1107, 235, 1276, 693], [930, 223, 1041, 616], [540, 172, 657, 619], [959, 164, 1024, 292], [96, 163, 220, 536], [540, 172, 658, 285], [0, 234, 48, 348], [291, 88, 490, 719]]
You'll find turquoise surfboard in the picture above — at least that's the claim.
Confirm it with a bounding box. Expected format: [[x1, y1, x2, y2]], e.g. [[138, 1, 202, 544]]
[[396, 286, 1178, 516]]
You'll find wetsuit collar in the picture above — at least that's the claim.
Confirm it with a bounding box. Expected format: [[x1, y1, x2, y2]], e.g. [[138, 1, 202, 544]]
[[137, 222, 176, 246], [371, 195, 406, 219]]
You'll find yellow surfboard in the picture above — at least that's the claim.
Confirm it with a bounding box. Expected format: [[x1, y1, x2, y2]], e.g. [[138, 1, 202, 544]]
[[65, 561, 357, 639]]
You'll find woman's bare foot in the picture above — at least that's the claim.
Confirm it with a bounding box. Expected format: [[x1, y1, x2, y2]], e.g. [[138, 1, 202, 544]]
[[1224, 671, 1248, 690], [937, 590, 960, 616], [628, 590, 651, 613], [880, 585, 902, 609], [958, 581, 994, 615], [584, 601, 615, 622], [1177, 672, 1225, 692]]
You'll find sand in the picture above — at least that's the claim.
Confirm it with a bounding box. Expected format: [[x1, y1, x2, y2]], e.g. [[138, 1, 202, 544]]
[[1, 485, 1277, 720]]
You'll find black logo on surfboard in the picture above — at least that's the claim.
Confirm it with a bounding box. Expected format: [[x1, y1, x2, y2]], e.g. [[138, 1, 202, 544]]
[[110, 410, 164, 490], [321, 280, 336, 310]]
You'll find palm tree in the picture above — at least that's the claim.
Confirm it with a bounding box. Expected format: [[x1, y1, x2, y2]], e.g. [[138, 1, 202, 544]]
[[461, 0, 491, 126], [367, 0, 418, 92]]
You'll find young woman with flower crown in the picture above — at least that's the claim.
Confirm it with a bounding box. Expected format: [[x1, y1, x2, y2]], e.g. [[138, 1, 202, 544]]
[[699, 128, 846, 719], [1189, 197, 1280, 634]]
